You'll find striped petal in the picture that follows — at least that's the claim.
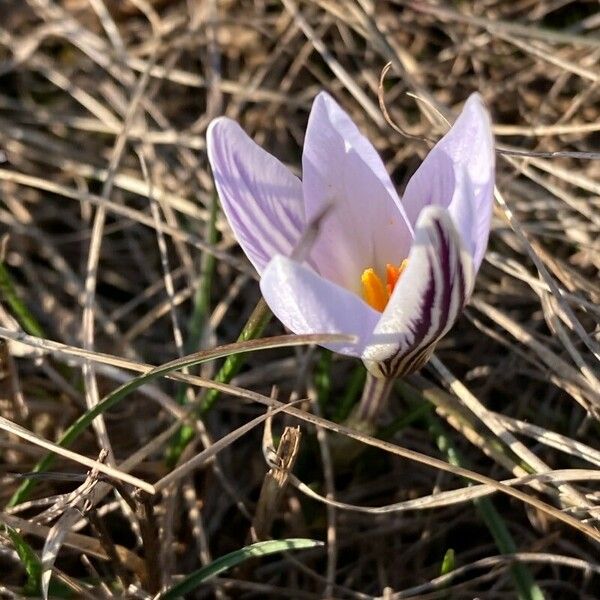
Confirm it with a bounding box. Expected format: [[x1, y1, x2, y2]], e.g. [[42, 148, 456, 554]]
[[207, 117, 305, 274], [362, 206, 474, 377], [260, 255, 380, 356], [402, 94, 495, 270]]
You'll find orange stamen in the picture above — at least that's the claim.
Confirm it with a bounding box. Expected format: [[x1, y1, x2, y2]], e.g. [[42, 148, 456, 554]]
[[361, 268, 388, 312], [386, 259, 408, 296], [361, 259, 408, 312]]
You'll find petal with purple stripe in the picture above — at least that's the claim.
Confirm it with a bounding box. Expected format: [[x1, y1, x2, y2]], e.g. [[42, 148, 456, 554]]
[[362, 206, 474, 377], [207, 117, 305, 274]]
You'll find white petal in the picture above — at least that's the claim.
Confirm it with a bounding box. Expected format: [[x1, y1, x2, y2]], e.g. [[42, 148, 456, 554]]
[[302, 92, 413, 294], [402, 94, 495, 269], [260, 255, 380, 357]]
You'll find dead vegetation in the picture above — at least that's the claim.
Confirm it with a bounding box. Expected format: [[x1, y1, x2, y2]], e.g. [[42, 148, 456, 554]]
[[0, 0, 599, 598]]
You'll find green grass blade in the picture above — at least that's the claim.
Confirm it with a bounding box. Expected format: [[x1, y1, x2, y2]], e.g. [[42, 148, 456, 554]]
[[315, 349, 332, 413], [7, 331, 346, 507], [199, 298, 272, 414], [168, 194, 218, 459], [174, 192, 218, 406], [186, 192, 218, 353], [440, 548, 455, 576], [3, 525, 42, 595], [426, 413, 545, 600], [160, 539, 322, 599], [0, 262, 45, 337], [166, 298, 272, 466], [473, 497, 545, 600], [333, 365, 366, 422]]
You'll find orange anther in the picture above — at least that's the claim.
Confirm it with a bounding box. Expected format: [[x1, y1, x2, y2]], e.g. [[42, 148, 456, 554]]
[[386, 259, 408, 296], [362, 260, 408, 312], [361, 268, 388, 312]]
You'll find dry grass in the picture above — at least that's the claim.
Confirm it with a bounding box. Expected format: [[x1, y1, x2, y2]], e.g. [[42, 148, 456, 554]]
[[0, 0, 599, 598]]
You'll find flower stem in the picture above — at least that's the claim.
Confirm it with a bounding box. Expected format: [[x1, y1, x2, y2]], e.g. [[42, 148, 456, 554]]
[[355, 372, 394, 423]]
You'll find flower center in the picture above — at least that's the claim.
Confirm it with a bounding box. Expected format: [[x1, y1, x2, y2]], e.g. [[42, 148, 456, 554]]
[[361, 260, 408, 312]]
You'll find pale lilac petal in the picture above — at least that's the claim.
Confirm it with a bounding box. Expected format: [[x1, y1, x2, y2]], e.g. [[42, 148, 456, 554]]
[[362, 206, 474, 377], [402, 93, 495, 270], [260, 255, 380, 356], [207, 117, 305, 274], [302, 92, 413, 294]]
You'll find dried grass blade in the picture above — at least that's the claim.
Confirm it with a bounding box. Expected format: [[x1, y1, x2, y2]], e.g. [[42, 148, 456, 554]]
[[41, 508, 80, 600], [6, 332, 353, 507]]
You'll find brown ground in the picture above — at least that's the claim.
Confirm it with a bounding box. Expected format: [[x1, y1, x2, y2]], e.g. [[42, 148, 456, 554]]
[[0, 1, 599, 599]]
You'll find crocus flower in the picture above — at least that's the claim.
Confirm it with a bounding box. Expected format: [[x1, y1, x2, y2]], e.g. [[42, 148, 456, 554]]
[[207, 92, 494, 378]]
